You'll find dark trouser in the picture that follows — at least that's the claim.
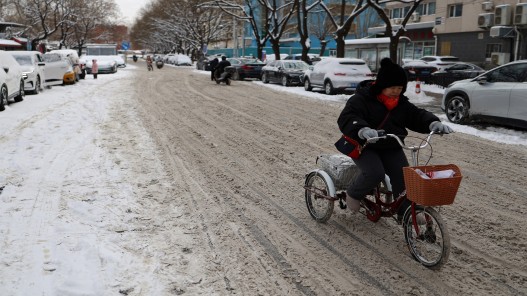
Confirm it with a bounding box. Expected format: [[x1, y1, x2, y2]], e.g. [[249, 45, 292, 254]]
[[93, 73, 98, 79], [347, 147, 410, 215]]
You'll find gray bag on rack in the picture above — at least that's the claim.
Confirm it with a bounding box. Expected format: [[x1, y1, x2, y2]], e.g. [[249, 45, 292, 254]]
[[316, 154, 360, 190]]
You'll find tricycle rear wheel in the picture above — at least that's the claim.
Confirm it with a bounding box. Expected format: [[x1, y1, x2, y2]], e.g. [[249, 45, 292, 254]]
[[305, 172, 334, 223]]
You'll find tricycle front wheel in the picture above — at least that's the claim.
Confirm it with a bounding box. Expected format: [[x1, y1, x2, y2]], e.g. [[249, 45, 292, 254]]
[[305, 172, 334, 223], [402, 206, 450, 269]]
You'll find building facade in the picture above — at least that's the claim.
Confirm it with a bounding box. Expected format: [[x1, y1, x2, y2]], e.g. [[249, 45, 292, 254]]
[[366, 0, 526, 68]]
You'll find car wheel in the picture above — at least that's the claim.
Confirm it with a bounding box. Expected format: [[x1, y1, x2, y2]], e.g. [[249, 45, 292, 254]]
[[304, 78, 312, 91], [262, 73, 269, 84], [0, 84, 7, 111], [281, 75, 289, 87], [33, 76, 41, 94], [14, 80, 24, 102], [324, 80, 335, 95], [445, 94, 470, 124]]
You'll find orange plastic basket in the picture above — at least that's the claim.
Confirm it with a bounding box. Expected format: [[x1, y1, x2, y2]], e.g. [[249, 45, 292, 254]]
[[403, 164, 462, 206]]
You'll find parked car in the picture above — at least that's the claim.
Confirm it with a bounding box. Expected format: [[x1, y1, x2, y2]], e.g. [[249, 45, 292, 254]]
[[419, 56, 460, 70], [82, 55, 118, 74], [166, 54, 192, 66], [263, 53, 288, 63], [196, 55, 214, 70], [49, 49, 85, 80], [114, 55, 126, 68], [303, 57, 374, 95], [430, 62, 485, 87], [0, 50, 26, 111], [284, 53, 319, 65], [62, 59, 77, 84], [261, 60, 311, 86], [402, 60, 439, 83], [42, 53, 72, 86], [228, 58, 266, 80], [441, 60, 527, 129], [9, 51, 46, 94]]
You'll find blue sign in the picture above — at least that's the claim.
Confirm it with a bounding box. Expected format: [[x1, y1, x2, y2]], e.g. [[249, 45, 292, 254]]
[[121, 41, 130, 50]]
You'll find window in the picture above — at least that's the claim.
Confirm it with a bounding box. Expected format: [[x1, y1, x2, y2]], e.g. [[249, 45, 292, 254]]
[[485, 44, 502, 58], [448, 4, 462, 17], [417, 2, 436, 15], [391, 7, 402, 18], [487, 63, 527, 83]]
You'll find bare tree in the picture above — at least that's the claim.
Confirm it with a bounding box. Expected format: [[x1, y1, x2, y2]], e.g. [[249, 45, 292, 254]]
[[317, 0, 370, 58], [294, 0, 322, 62], [367, 0, 423, 61]]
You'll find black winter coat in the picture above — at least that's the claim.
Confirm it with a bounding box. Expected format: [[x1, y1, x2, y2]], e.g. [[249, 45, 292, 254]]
[[337, 80, 439, 150]]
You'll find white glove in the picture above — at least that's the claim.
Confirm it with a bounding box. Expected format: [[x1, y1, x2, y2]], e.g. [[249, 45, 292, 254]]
[[429, 121, 453, 134], [358, 127, 379, 143]]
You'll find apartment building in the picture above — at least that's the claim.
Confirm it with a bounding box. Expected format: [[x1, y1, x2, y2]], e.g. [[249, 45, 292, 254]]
[[367, 0, 526, 67]]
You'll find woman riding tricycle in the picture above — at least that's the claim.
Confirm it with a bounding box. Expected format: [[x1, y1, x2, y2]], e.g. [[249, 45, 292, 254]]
[[304, 58, 461, 269]]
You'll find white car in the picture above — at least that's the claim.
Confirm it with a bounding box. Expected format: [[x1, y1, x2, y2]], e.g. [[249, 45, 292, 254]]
[[9, 51, 58, 94], [9, 51, 45, 94], [419, 56, 460, 70], [303, 57, 374, 95], [167, 54, 192, 66], [43, 53, 76, 86], [81, 55, 118, 74], [441, 60, 527, 129], [0, 50, 25, 111], [48, 49, 85, 80]]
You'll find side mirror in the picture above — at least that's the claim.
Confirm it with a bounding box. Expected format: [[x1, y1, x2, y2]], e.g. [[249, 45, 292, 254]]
[[475, 76, 487, 84]]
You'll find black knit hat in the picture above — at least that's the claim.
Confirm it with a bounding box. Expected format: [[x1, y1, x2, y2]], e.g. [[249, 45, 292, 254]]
[[371, 57, 408, 95]]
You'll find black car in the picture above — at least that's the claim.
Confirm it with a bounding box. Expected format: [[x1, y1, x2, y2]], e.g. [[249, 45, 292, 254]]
[[430, 62, 485, 87], [227, 58, 266, 80], [261, 60, 311, 86], [196, 56, 215, 71], [402, 60, 438, 83]]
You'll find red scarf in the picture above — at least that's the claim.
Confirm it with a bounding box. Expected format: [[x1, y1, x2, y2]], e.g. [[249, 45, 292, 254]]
[[377, 93, 399, 110]]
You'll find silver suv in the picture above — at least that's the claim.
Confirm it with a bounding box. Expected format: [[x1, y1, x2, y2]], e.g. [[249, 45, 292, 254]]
[[441, 60, 527, 129], [303, 58, 374, 95]]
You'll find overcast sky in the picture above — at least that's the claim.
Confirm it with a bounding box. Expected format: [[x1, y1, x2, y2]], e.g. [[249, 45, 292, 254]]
[[115, 0, 146, 24]]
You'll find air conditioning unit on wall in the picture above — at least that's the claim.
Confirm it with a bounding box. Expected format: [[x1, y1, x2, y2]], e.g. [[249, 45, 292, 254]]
[[514, 3, 527, 25], [478, 13, 494, 28], [491, 52, 510, 65], [482, 2, 494, 11], [495, 4, 512, 26], [391, 18, 403, 25]]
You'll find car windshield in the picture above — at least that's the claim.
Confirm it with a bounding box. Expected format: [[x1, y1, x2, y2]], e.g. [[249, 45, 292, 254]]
[[43, 54, 61, 62], [13, 55, 32, 65], [283, 61, 309, 70]]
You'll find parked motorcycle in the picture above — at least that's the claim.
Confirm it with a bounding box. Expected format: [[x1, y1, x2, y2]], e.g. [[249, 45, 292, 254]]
[[156, 60, 164, 69]]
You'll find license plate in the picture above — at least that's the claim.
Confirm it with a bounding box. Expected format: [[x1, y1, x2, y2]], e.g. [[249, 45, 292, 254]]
[[421, 71, 430, 75]]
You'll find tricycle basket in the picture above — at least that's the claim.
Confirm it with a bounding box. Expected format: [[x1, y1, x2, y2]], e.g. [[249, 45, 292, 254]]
[[403, 164, 462, 206]]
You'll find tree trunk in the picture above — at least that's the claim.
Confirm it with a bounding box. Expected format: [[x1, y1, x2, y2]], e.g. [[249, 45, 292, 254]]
[[319, 40, 327, 57]]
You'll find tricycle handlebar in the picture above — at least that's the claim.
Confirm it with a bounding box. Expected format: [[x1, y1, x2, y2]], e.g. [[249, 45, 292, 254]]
[[365, 131, 441, 151]]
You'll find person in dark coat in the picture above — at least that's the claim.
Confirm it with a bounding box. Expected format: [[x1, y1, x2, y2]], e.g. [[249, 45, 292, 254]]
[[209, 58, 219, 81], [214, 56, 231, 80], [337, 57, 453, 218]]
